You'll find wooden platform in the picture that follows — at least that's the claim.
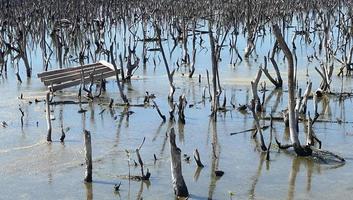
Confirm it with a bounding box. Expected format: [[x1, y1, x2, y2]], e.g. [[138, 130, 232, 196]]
[[37, 60, 118, 92]]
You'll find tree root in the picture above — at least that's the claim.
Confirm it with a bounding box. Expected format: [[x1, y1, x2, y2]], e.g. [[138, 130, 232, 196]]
[[275, 137, 293, 149], [276, 138, 345, 163]]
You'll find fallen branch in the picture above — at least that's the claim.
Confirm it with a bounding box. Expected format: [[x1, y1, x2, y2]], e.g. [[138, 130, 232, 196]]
[[230, 125, 269, 135], [152, 100, 166, 122]]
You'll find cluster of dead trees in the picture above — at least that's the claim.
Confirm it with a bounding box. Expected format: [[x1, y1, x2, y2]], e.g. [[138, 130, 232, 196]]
[[3, 0, 352, 199]]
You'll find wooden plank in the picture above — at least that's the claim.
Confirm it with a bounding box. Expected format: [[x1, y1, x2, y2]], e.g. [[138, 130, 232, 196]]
[[43, 67, 112, 86], [98, 60, 116, 71], [40, 64, 106, 81], [49, 71, 116, 92], [37, 62, 102, 78]]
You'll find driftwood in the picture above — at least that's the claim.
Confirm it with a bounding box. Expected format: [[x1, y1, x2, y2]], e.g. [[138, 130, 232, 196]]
[[49, 101, 89, 105], [169, 128, 189, 198], [230, 125, 269, 135]]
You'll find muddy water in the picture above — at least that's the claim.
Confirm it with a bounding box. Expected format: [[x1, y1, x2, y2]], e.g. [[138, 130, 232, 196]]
[[1, 21, 353, 200]]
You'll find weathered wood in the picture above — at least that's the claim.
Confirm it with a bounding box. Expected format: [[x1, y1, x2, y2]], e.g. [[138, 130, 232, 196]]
[[251, 67, 263, 112], [230, 125, 269, 135], [84, 130, 92, 182], [43, 66, 110, 86], [178, 94, 187, 124], [155, 24, 175, 101], [266, 115, 273, 161], [98, 60, 116, 71], [248, 99, 267, 151], [272, 24, 311, 156], [193, 149, 204, 168], [38, 60, 119, 92], [37, 62, 102, 78], [49, 71, 115, 92], [39, 65, 106, 81], [209, 21, 219, 118], [169, 128, 189, 198], [46, 92, 52, 142], [152, 100, 166, 122], [110, 44, 129, 104], [299, 81, 312, 114]]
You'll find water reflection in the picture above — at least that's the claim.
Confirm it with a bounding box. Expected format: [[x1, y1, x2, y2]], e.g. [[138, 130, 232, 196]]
[[248, 152, 266, 200], [136, 180, 151, 200], [178, 121, 185, 143], [85, 182, 93, 200], [193, 166, 203, 182], [287, 157, 317, 200], [207, 118, 220, 200]]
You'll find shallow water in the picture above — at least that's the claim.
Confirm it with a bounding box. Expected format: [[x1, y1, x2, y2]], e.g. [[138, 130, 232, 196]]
[[1, 4, 353, 200]]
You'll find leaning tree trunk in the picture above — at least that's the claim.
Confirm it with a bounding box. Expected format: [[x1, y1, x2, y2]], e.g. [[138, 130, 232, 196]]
[[272, 24, 311, 156], [155, 24, 175, 101]]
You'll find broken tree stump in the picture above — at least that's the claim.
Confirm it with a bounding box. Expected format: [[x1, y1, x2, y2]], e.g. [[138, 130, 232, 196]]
[[169, 128, 189, 198], [45, 92, 52, 142], [193, 149, 204, 168], [84, 130, 93, 182]]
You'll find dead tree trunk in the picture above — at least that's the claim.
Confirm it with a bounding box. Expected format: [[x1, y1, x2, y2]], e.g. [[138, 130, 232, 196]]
[[261, 46, 283, 88], [110, 44, 129, 104], [46, 92, 52, 142], [208, 22, 219, 119], [84, 130, 92, 182], [248, 99, 267, 151], [272, 24, 311, 156], [299, 81, 312, 114], [178, 94, 187, 124], [169, 128, 189, 198], [155, 24, 175, 101], [189, 19, 197, 78], [251, 67, 263, 111]]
